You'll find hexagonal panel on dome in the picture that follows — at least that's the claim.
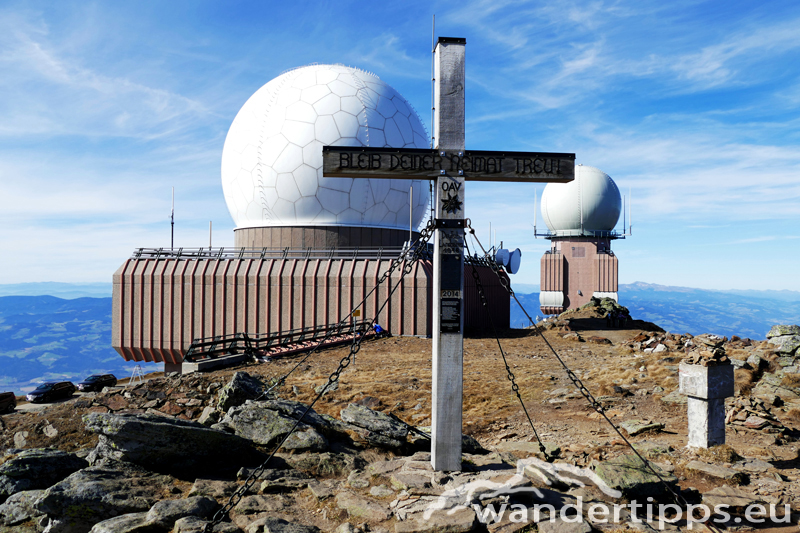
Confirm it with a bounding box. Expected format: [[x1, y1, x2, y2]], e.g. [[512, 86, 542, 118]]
[[221, 64, 431, 230]]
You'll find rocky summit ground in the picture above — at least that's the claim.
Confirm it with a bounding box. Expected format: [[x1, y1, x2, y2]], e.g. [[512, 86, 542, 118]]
[[1, 299, 800, 533]]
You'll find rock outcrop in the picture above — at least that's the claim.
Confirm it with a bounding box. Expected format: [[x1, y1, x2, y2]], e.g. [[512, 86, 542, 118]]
[[35, 462, 173, 533], [217, 372, 267, 412], [218, 400, 330, 452], [84, 412, 265, 477], [340, 404, 408, 450], [0, 449, 87, 504], [592, 453, 678, 498]]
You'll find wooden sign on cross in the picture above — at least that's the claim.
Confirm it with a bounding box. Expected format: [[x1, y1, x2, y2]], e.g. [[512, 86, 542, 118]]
[[322, 37, 575, 472]]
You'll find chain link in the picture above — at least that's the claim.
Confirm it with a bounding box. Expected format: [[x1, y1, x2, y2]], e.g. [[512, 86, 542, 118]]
[[465, 238, 550, 458], [202, 220, 436, 532], [250, 220, 437, 404], [464, 220, 724, 533]]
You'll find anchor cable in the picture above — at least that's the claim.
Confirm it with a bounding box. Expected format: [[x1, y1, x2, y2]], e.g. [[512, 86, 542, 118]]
[[464, 237, 549, 458], [203, 221, 437, 532], [256, 220, 436, 401], [464, 220, 722, 532]]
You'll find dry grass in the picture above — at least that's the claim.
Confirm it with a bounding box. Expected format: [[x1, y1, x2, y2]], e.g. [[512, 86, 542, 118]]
[[735, 368, 757, 395], [727, 348, 752, 361], [696, 444, 742, 464], [780, 373, 800, 388]]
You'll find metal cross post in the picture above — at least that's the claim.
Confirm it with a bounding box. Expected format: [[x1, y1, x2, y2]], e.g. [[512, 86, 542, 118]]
[[322, 37, 575, 472], [431, 37, 466, 471]]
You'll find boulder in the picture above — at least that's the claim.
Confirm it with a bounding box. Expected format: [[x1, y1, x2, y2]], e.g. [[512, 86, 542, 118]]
[[685, 461, 746, 485], [0, 489, 46, 527], [35, 462, 172, 533], [145, 496, 219, 529], [767, 325, 800, 338], [746, 353, 765, 369], [340, 404, 408, 449], [173, 516, 241, 533], [256, 400, 331, 433], [87, 513, 149, 533], [187, 479, 239, 501], [692, 334, 727, 348], [702, 485, 767, 511], [198, 406, 221, 427], [334, 491, 390, 521], [220, 402, 328, 451], [538, 518, 592, 533], [619, 420, 664, 437], [394, 506, 477, 533], [284, 453, 366, 478], [236, 468, 311, 493], [84, 412, 265, 477], [217, 372, 266, 412], [0, 449, 88, 504], [592, 453, 678, 498], [245, 517, 320, 533], [767, 335, 800, 354]]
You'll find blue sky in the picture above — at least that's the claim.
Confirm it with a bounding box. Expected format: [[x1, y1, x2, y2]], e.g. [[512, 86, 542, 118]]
[[1, 0, 799, 291]]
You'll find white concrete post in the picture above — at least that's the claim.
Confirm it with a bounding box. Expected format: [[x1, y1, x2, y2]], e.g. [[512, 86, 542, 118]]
[[431, 37, 466, 472], [679, 362, 734, 448]]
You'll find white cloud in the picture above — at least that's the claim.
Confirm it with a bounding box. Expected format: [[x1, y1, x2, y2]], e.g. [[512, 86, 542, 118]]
[[0, 9, 212, 140]]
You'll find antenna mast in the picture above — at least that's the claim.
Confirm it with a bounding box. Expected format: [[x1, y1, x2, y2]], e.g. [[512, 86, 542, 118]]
[[629, 187, 632, 235], [430, 14, 435, 149], [534, 188, 537, 238], [622, 194, 626, 237], [429, 15, 436, 223], [409, 184, 413, 243], [171, 187, 175, 251]]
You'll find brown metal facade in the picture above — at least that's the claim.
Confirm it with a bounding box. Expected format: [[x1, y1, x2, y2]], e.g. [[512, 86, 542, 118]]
[[539, 237, 619, 315], [594, 252, 618, 293], [112, 256, 508, 363]]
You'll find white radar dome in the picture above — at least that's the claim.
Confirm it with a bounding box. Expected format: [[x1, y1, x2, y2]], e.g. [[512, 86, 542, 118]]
[[540, 165, 621, 236], [221, 64, 431, 230]]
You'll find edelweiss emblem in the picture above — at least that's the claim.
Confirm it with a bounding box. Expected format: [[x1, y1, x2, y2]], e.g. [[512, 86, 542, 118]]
[[441, 192, 463, 214]]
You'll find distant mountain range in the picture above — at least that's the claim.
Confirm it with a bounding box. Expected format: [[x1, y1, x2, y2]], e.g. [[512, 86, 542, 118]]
[[0, 282, 112, 299], [1, 281, 799, 395], [0, 294, 159, 394], [508, 281, 800, 339]]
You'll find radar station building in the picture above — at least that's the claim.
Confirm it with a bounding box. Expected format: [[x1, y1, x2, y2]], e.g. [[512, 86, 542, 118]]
[[537, 165, 627, 315], [112, 64, 509, 373]]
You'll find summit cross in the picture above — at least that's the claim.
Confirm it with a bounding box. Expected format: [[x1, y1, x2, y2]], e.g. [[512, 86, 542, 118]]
[[323, 37, 575, 471]]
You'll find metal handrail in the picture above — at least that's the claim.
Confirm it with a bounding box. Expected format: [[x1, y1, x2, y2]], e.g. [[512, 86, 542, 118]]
[[183, 320, 379, 362]]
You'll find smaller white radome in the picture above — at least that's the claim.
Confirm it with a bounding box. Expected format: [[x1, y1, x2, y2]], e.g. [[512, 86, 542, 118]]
[[221, 64, 431, 230], [540, 165, 621, 236]]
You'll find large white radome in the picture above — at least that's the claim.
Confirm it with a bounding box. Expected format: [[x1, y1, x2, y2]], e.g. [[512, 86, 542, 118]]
[[221, 64, 431, 230], [540, 165, 621, 236]]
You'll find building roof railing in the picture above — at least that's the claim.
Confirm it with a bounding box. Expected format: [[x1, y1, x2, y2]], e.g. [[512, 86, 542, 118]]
[[130, 245, 434, 262], [533, 228, 627, 239], [129, 245, 498, 266]]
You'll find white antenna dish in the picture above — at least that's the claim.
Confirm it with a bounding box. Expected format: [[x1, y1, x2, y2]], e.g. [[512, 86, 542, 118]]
[[494, 247, 522, 274]]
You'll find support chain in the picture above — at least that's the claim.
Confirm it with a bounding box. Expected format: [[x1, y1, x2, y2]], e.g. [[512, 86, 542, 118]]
[[254, 220, 437, 402], [464, 238, 550, 459], [202, 220, 436, 532], [464, 220, 723, 533]]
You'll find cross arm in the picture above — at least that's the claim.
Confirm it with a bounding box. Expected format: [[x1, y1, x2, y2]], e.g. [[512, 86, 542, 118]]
[[322, 146, 575, 183]]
